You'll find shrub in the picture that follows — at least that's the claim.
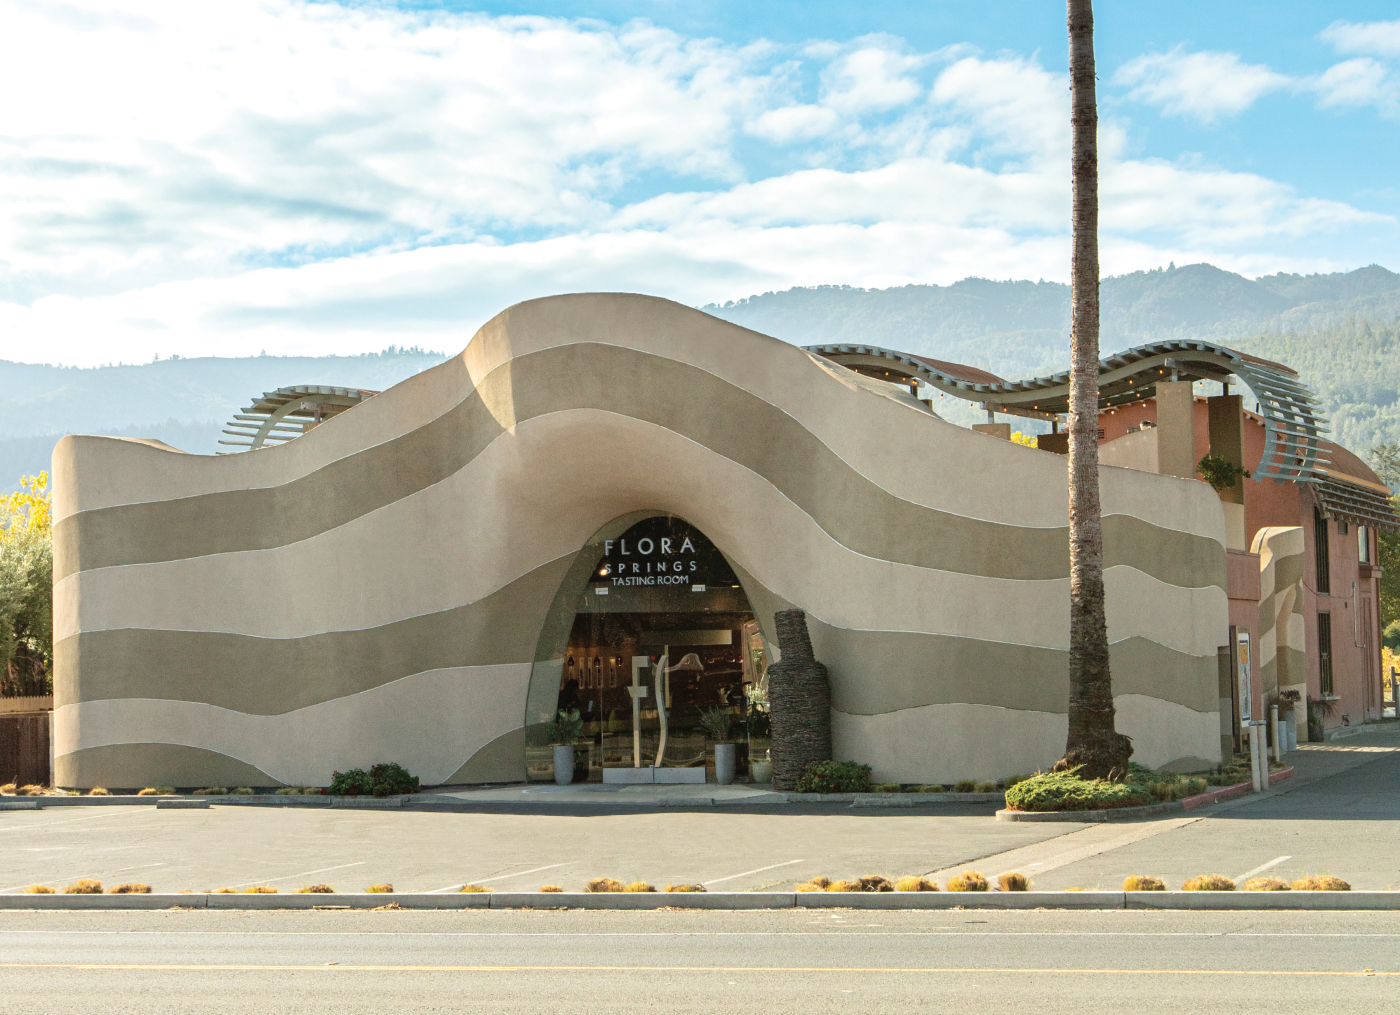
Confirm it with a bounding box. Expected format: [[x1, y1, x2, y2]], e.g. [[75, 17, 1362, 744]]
[[366, 884, 394, 893], [539, 885, 564, 893], [894, 876, 938, 892], [586, 878, 625, 893], [274, 787, 306, 795], [1123, 875, 1166, 891], [624, 882, 656, 893], [87, 787, 109, 796], [1244, 877, 1290, 891], [975, 781, 998, 793], [1182, 874, 1235, 891], [872, 783, 901, 793], [1003, 774, 1031, 789], [245, 886, 278, 894], [108, 884, 151, 894], [231, 787, 254, 796], [828, 880, 862, 892], [23, 885, 54, 894], [137, 787, 174, 796], [459, 884, 492, 893], [954, 780, 977, 793], [997, 872, 1030, 892], [1291, 875, 1350, 891], [549, 709, 583, 746], [946, 871, 989, 892], [328, 763, 420, 798], [63, 880, 103, 894], [194, 787, 227, 796], [857, 876, 894, 892], [1003, 771, 1151, 812], [664, 884, 707, 893], [794, 760, 872, 794], [796, 876, 831, 893], [297, 885, 335, 894], [698, 707, 733, 742]]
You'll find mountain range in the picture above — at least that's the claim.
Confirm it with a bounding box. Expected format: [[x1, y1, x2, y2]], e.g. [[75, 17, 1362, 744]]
[[3, 262, 1398, 491]]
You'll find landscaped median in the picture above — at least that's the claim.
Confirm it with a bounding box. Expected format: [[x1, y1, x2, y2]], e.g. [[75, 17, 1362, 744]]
[[995, 762, 1294, 822], [0, 889, 1390, 911]]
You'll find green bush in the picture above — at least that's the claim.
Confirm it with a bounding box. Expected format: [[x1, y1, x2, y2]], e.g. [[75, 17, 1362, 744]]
[[698, 707, 733, 742], [328, 762, 420, 798], [1003, 771, 1151, 812], [794, 760, 872, 794], [549, 709, 583, 746]]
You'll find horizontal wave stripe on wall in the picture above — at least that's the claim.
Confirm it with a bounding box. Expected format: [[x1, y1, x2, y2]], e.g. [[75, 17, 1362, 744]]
[[53, 294, 1230, 789]]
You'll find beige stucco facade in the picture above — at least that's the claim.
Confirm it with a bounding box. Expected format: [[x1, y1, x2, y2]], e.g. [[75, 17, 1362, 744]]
[[52, 294, 1230, 789]]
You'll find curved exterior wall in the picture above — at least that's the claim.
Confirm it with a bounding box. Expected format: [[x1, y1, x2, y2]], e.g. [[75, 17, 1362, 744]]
[[51, 293, 1229, 789]]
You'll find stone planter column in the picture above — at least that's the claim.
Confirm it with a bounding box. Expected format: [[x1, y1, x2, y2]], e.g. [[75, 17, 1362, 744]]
[[713, 743, 736, 785], [767, 609, 831, 791], [553, 745, 575, 786]]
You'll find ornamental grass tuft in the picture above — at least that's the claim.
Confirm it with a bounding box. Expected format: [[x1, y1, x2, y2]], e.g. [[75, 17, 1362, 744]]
[[108, 883, 151, 894], [586, 878, 625, 893], [18, 784, 47, 796], [954, 780, 977, 793], [1291, 875, 1350, 891], [1004, 771, 1151, 813], [828, 879, 862, 892], [244, 886, 278, 894], [997, 872, 1030, 892], [23, 885, 54, 894], [194, 787, 227, 796], [1244, 877, 1290, 891], [858, 875, 894, 892], [664, 884, 707, 893], [297, 885, 335, 894], [62, 880, 103, 895], [1182, 874, 1235, 891], [231, 787, 255, 795], [0, 783, 13, 794], [137, 787, 175, 796], [1122, 875, 1166, 891], [975, 781, 999, 793], [213, 888, 238, 894], [624, 882, 656, 893], [795, 877, 831, 893], [458, 884, 493, 893], [366, 884, 394, 893], [894, 876, 938, 892], [945, 871, 989, 892], [539, 885, 564, 893], [87, 787, 109, 796]]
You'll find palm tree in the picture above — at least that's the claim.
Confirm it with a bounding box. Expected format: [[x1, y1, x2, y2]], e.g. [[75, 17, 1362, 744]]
[[1058, 0, 1131, 779]]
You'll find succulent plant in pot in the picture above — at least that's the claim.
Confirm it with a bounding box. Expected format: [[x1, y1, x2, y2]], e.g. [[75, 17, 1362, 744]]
[[700, 707, 737, 785], [550, 710, 583, 786]]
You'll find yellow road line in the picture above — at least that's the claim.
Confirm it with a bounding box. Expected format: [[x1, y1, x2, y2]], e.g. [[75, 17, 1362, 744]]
[[0, 964, 1390, 976]]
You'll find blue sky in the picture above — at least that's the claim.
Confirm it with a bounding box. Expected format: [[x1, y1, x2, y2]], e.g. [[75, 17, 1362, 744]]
[[0, 0, 1397, 364]]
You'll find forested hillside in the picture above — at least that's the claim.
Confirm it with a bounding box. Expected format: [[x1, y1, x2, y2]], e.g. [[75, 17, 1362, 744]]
[[706, 262, 1400, 455]]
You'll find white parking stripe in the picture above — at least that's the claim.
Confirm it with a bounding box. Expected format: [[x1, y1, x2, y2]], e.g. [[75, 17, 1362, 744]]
[[225, 861, 365, 890], [1235, 856, 1291, 883], [425, 862, 574, 893], [702, 859, 805, 886]]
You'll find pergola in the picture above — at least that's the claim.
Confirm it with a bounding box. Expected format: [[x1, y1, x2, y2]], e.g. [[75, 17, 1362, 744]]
[[809, 339, 1330, 486], [219, 384, 378, 452]]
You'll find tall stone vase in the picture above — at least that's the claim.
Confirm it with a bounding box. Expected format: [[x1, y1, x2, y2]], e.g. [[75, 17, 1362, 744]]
[[767, 609, 831, 791]]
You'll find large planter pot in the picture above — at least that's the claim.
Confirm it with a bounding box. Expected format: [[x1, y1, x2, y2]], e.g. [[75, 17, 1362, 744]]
[[714, 743, 736, 786], [553, 745, 575, 786], [1307, 720, 1325, 744], [750, 757, 772, 784]]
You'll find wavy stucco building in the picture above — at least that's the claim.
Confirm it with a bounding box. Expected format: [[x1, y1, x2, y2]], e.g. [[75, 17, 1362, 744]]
[[52, 294, 1228, 789]]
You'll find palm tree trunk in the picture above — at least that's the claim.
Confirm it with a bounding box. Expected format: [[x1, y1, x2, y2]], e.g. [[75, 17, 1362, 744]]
[[1059, 0, 1131, 780]]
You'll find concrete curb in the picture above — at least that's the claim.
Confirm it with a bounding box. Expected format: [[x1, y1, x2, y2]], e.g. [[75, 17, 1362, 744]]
[[1, 890, 1395, 911]]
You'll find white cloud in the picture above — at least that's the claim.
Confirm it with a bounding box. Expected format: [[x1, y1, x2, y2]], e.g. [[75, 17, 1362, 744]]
[[1114, 47, 1292, 122], [1311, 58, 1393, 109], [1321, 19, 1400, 58], [0, 2, 1390, 367]]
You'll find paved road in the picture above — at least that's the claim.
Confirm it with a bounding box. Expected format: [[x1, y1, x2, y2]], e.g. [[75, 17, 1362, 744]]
[[1, 909, 1395, 1014]]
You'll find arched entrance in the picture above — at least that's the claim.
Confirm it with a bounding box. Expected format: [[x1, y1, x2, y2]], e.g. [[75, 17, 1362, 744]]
[[525, 514, 770, 783]]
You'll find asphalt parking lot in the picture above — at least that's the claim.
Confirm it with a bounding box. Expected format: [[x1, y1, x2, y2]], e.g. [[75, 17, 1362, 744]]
[[3, 726, 1398, 895]]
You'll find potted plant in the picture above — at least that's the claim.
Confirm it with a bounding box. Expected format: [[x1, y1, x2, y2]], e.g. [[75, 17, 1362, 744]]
[[746, 705, 773, 783], [750, 750, 773, 784], [1306, 696, 1335, 744], [550, 710, 582, 785], [700, 707, 736, 785]]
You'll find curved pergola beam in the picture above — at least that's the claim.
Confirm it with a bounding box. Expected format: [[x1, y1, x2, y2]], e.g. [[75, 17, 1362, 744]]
[[807, 339, 1330, 484]]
